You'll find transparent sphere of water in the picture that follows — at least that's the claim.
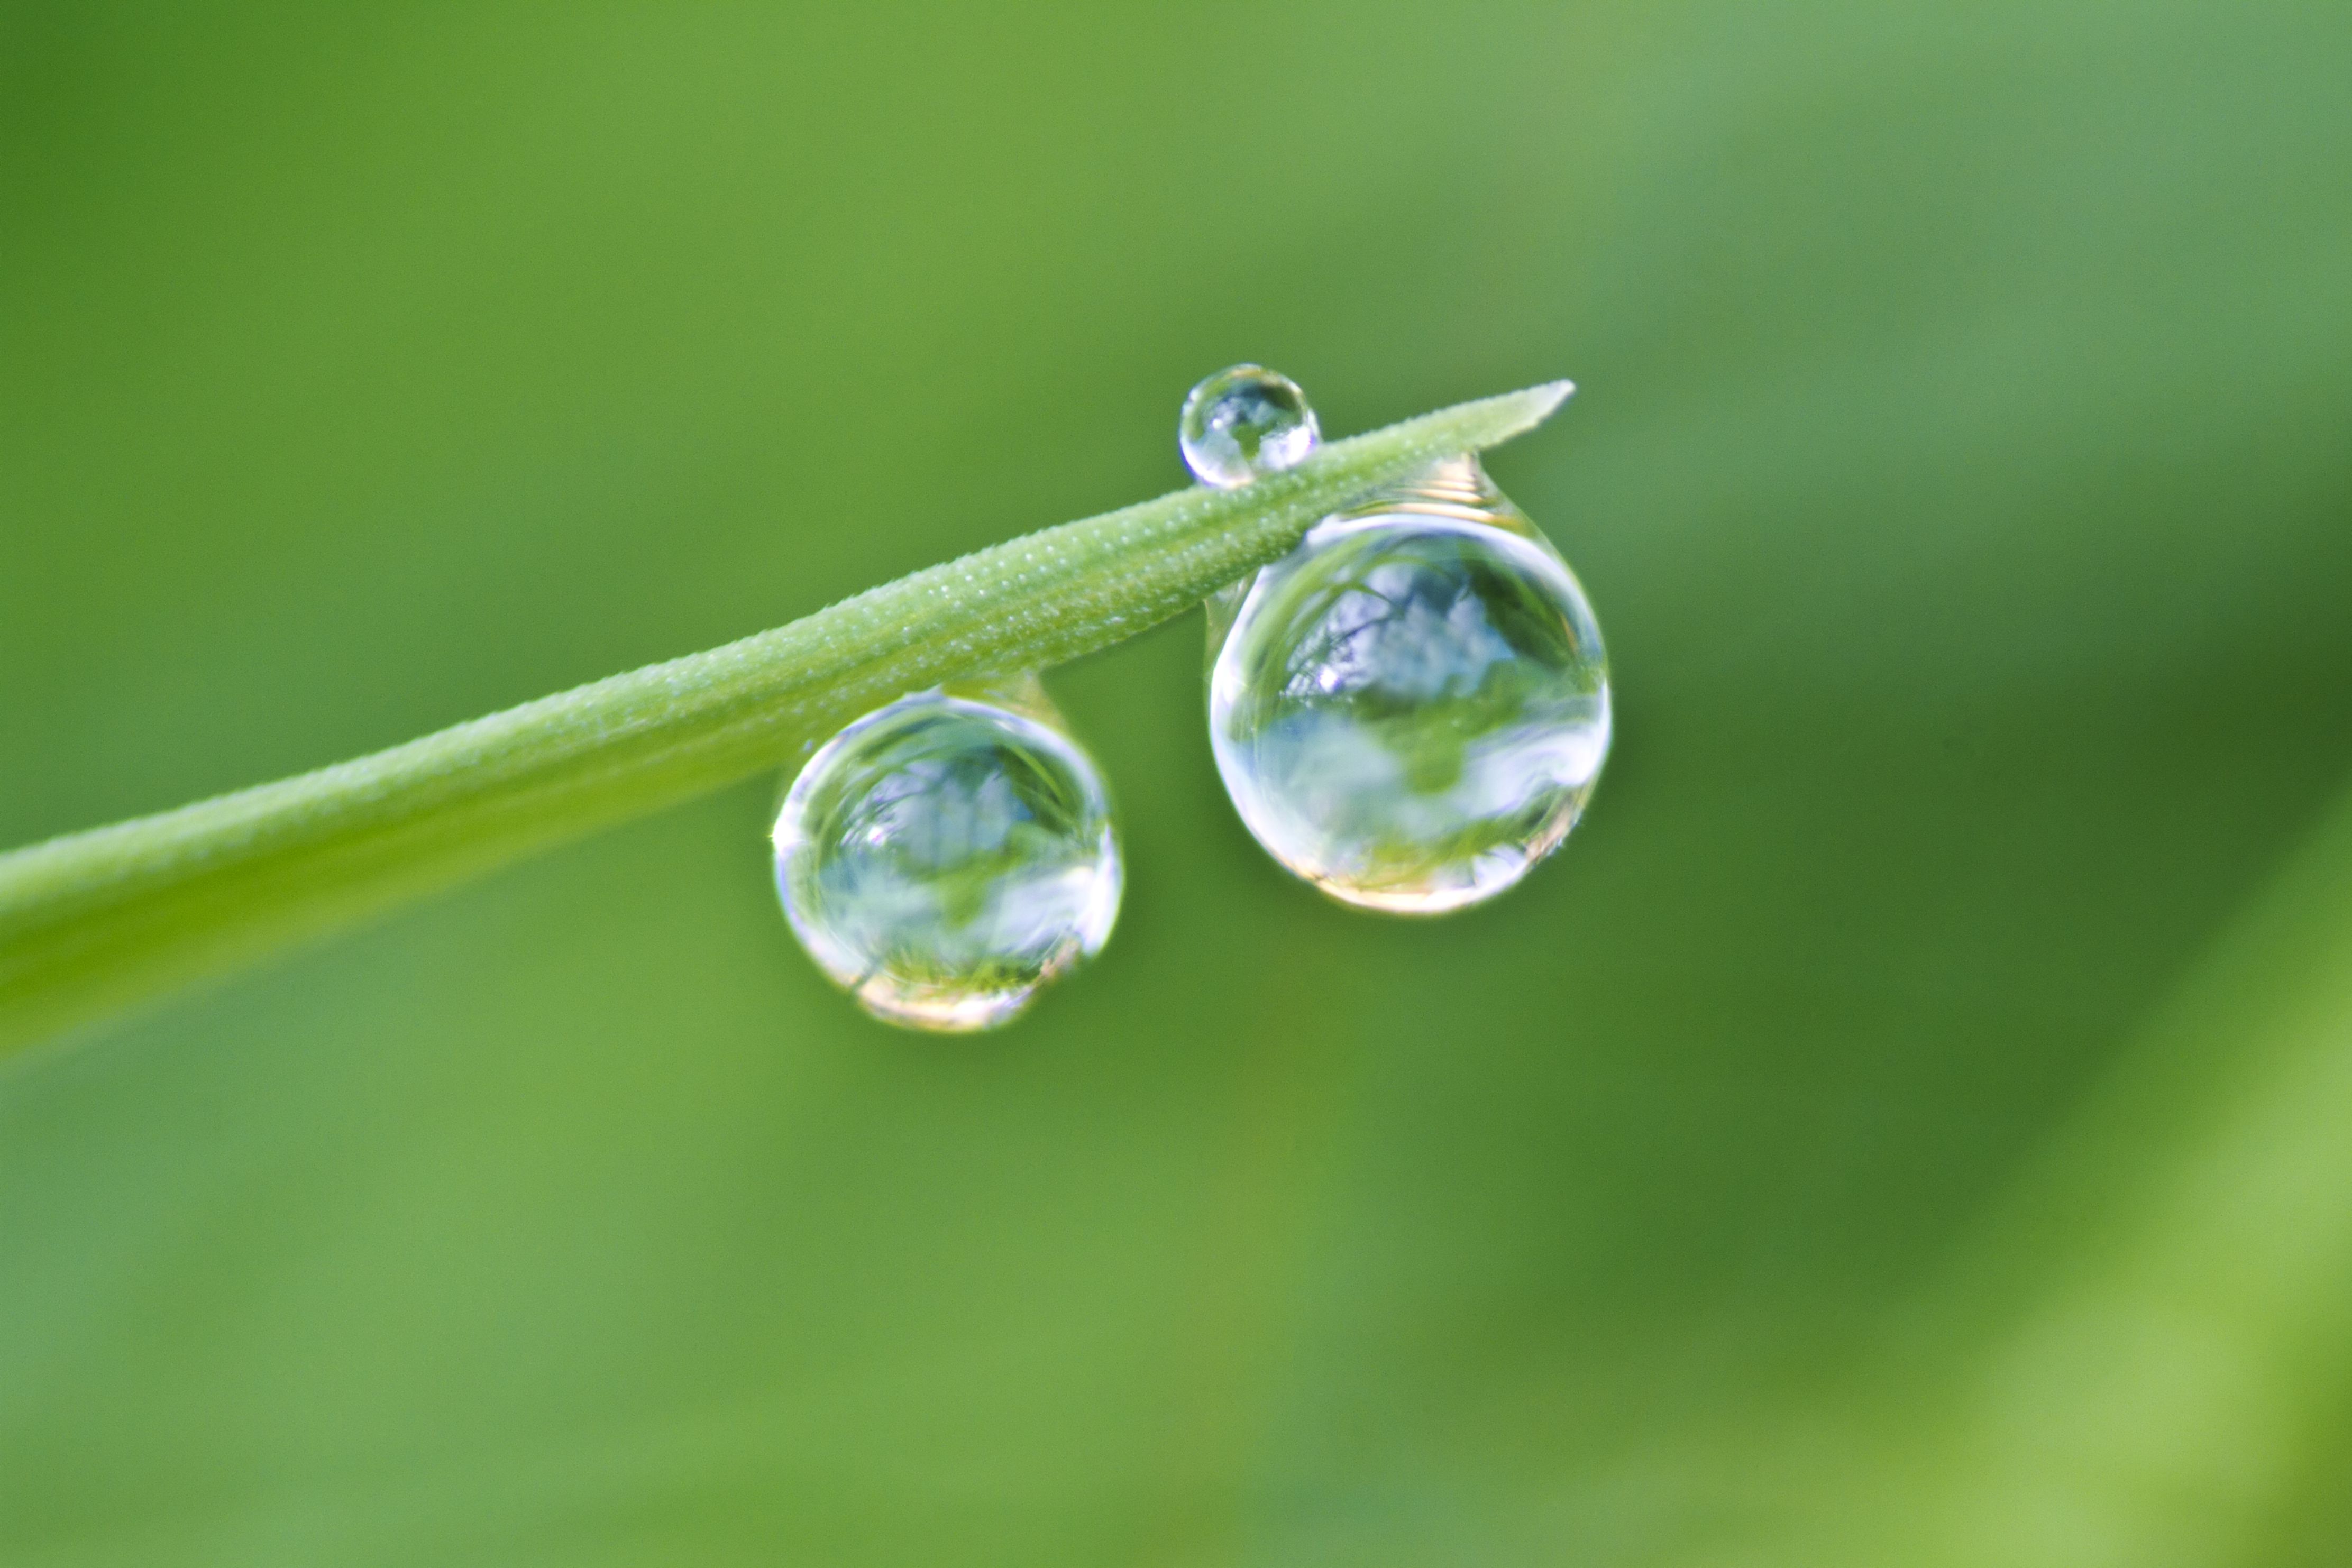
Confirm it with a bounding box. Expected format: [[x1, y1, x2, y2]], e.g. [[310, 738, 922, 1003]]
[[1179, 364, 1320, 488], [774, 686, 1122, 1031], [1207, 459, 1610, 913]]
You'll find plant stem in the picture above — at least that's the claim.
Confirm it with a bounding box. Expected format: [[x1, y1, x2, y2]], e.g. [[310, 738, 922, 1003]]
[[0, 382, 1572, 1058]]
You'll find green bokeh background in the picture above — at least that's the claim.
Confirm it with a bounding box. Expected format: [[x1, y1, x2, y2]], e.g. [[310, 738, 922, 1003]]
[[5, 5, 2351, 1563]]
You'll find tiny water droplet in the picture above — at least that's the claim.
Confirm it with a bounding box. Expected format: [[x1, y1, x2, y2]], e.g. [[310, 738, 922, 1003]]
[[774, 681, 1121, 1031], [1179, 364, 1320, 488], [1207, 457, 1609, 913]]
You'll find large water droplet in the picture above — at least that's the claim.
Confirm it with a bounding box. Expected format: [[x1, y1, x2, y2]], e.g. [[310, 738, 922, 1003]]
[[1179, 364, 1320, 488], [1207, 457, 1610, 913], [774, 680, 1122, 1031]]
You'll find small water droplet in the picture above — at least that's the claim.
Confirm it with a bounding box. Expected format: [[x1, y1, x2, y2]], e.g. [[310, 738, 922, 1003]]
[[1207, 457, 1609, 913], [1179, 364, 1320, 488], [774, 681, 1122, 1031]]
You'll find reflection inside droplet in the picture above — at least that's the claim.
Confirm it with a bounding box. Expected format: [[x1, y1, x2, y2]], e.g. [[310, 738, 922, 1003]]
[[1179, 364, 1320, 488], [1207, 459, 1610, 913], [774, 684, 1122, 1031]]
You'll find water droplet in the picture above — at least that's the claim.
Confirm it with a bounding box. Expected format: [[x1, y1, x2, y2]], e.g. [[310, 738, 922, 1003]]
[[774, 679, 1122, 1031], [1207, 457, 1609, 913], [1179, 364, 1320, 488]]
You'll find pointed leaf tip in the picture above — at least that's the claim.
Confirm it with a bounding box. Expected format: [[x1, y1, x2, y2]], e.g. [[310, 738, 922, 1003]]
[[1465, 378, 1576, 447]]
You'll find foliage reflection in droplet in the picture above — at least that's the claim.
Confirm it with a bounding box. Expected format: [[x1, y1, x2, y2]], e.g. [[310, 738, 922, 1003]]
[[773, 680, 1121, 1031], [1207, 455, 1610, 913], [1178, 364, 1321, 489]]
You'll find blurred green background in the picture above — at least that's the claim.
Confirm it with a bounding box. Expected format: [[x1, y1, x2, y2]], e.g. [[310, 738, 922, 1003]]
[[5, 4, 2351, 1563]]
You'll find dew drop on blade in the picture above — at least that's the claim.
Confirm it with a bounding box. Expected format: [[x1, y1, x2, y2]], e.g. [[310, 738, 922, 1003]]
[[1206, 456, 1610, 913], [1183, 364, 1322, 671], [773, 681, 1122, 1031], [1179, 364, 1320, 489]]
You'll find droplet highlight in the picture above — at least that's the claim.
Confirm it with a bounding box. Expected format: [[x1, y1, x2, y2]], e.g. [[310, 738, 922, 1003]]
[[774, 682, 1122, 1031], [1207, 457, 1609, 913], [1179, 364, 1320, 488]]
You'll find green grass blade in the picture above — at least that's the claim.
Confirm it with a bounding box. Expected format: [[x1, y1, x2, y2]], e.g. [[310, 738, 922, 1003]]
[[1886, 782, 2352, 1565], [0, 382, 1572, 1058]]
